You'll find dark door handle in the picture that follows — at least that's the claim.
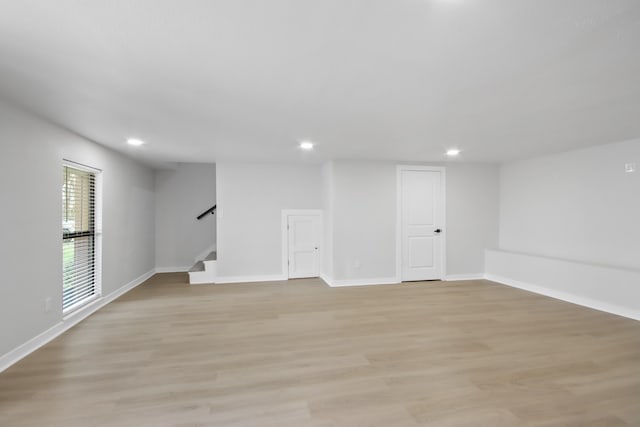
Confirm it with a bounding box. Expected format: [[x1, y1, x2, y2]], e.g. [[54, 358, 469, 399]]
[[434, 229, 442, 234]]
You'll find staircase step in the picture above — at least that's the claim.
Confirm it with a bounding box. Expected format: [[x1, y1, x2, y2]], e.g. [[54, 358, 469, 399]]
[[204, 251, 217, 261], [189, 261, 204, 272]]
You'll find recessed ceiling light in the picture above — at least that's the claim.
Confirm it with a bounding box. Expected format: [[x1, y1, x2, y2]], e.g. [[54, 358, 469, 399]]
[[446, 149, 461, 156], [127, 138, 145, 147], [299, 141, 314, 151]]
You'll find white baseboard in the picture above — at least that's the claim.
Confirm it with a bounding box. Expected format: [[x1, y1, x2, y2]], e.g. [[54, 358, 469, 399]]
[[485, 273, 640, 321], [0, 322, 67, 375], [485, 249, 640, 322], [215, 274, 287, 284], [444, 274, 485, 281], [322, 274, 484, 287], [0, 269, 155, 373], [322, 275, 399, 287], [320, 275, 332, 286], [154, 266, 190, 273]]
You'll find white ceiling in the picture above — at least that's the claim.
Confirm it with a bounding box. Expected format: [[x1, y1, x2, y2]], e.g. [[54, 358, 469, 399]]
[[1, 0, 639, 166]]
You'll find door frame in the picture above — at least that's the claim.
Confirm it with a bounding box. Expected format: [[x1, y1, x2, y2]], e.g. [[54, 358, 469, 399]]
[[396, 165, 446, 282], [281, 209, 323, 279]]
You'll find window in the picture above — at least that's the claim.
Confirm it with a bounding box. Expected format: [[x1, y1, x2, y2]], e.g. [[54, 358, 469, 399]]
[[62, 163, 101, 312]]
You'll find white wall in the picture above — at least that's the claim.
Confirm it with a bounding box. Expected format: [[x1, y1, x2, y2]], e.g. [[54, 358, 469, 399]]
[[321, 162, 335, 279], [198, 159, 500, 284], [330, 161, 397, 282], [488, 139, 640, 319], [216, 162, 322, 280], [324, 160, 500, 283], [499, 139, 640, 269], [446, 164, 500, 277], [0, 100, 155, 359], [155, 163, 216, 270]]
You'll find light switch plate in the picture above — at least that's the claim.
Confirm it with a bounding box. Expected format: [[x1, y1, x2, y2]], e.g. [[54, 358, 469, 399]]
[[625, 163, 636, 173]]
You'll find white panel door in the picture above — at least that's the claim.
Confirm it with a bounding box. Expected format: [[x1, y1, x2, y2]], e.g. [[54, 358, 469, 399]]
[[401, 169, 443, 281], [287, 215, 321, 279]]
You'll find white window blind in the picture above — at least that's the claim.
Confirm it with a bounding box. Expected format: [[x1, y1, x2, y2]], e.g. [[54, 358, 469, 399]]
[[62, 165, 98, 311]]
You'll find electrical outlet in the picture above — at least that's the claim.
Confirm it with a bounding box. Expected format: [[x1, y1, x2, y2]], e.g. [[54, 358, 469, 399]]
[[625, 163, 636, 173], [45, 297, 52, 313]]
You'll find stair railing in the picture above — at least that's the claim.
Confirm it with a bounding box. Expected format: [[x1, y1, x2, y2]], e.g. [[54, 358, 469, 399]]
[[196, 205, 216, 220]]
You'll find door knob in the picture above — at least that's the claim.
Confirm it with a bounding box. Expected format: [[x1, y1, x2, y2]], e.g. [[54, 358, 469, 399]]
[[434, 229, 442, 234]]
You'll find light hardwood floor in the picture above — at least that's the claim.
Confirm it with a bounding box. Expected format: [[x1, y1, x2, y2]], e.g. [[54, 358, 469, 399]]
[[1, 274, 639, 426]]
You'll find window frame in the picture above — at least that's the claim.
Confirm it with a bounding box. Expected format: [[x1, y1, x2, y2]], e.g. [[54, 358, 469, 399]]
[[62, 160, 103, 316]]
